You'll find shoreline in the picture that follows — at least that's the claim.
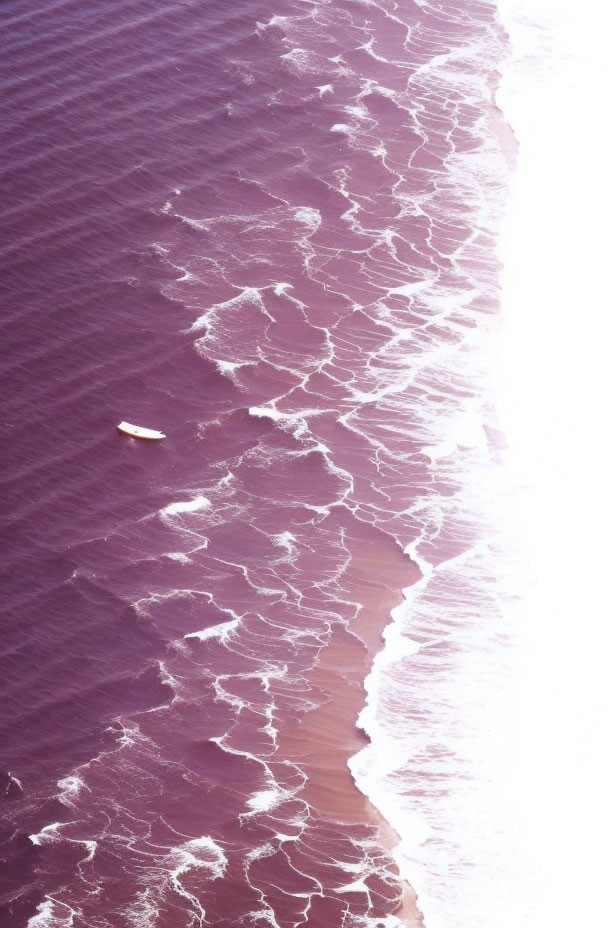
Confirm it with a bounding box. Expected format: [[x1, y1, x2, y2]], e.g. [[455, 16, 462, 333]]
[[273, 529, 424, 925], [339, 8, 518, 924]]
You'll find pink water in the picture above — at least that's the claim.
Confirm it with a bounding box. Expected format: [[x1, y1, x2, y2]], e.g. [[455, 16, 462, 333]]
[[0, 2, 509, 925]]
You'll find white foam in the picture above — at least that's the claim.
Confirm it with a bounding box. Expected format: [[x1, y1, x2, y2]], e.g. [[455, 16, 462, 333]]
[[346, 102, 370, 119], [280, 48, 316, 74], [172, 836, 227, 881], [57, 775, 87, 806], [248, 405, 283, 422], [190, 286, 266, 334], [80, 840, 97, 863], [124, 888, 160, 928], [160, 495, 211, 517], [357, 37, 395, 65], [166, 836, 228, 924], [330, 122, 353, 136], [164, 551, 192, 565], [28, 822, 96, 865], [271, 531, 297, 557], [27, 899, 78, 928], [29, 822, 62, 846], [157, 660, 180, 696], [245, 786, 283, 814], [184, 617, 240, 643], [134, 587, 209, 618], [215, 359, 248, 382], [385, 278, 434, 299], [6, 771, 23, 792], [244, 841, 276, 865], [272, 281, 292, 295], [293, 206, 321, 231]]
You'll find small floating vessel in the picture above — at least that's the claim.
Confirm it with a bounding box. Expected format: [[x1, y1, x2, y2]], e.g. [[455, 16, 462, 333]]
[[117, 421, 166, 440]]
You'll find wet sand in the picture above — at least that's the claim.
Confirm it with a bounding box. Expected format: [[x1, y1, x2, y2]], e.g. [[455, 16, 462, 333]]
[[276, 531, 424, 925]]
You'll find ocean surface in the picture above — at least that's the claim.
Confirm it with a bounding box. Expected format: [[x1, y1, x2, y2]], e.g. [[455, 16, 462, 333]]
[[2, 0, 585, 926]]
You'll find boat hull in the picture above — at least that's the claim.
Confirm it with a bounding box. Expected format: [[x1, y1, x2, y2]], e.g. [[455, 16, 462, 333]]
[[117, 421, 166, 440]]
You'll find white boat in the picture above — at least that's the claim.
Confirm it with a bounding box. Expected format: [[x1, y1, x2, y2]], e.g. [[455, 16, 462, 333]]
[[117, 421, 166, 440]]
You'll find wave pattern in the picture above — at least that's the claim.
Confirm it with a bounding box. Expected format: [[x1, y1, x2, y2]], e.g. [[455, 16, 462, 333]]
[[0, 1, 508, 926]]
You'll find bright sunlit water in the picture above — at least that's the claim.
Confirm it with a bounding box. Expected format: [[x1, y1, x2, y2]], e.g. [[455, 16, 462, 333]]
[[495, 0, 608, 922]]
